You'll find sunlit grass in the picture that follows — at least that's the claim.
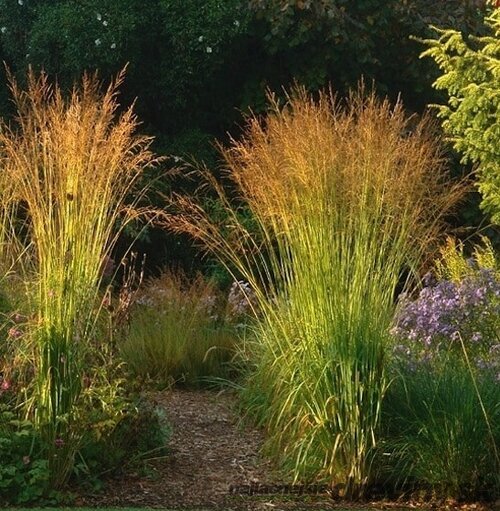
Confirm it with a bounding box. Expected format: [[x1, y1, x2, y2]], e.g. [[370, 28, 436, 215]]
[[0, 68, 158, 488], [169, 85, 465, 497]]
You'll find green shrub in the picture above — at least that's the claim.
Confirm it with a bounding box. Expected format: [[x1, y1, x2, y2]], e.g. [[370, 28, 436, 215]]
[[380, 359, 500, 500], [0, 403, 55, 504], [0, 377, 170, 502], [0, 302, 171, 502], [75, 396, 170, 487], [383, 238, 500, 500], [435, 236, 500, 282], [420, 6, 500, 224]]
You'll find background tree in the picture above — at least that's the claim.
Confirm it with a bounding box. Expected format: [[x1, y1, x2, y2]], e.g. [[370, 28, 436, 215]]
[[421, 5, 500, 224]]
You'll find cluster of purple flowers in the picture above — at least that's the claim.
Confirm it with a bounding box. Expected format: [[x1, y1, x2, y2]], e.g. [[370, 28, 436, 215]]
[[226, 280, 257, 319], [391, 268, 500, 379]]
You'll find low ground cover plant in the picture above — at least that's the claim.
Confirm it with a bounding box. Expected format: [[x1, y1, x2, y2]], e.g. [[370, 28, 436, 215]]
[[170, 85, 465, 497]]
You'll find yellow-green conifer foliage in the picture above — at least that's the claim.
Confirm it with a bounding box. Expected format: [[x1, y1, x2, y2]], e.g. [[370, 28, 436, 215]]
[[421, 6, 500, 223]]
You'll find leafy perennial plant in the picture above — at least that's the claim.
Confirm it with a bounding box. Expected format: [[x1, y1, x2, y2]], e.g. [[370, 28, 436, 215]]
[[383, 238, 500, 500], [392, 238, 500, 378]]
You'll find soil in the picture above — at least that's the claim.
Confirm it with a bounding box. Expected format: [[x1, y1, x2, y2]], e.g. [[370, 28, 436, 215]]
[[78, 388, 496, 511]]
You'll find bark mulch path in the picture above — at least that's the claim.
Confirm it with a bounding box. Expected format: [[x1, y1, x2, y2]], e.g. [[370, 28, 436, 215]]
[[79, 388, 496, 511], [80, 388, 324, 510]]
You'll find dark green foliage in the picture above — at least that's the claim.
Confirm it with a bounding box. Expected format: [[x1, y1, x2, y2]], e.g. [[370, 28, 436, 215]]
[[247, 0, 489, 110], [0, 397, 170, 503], [0, 0, 489, 151], [380, 359, 500, 500], [0, 0, 250, 141], [0, 405, 56, 504], [0, 0, 493, 269], [249, 0, 403, 90], [76, 398, 170, 483]]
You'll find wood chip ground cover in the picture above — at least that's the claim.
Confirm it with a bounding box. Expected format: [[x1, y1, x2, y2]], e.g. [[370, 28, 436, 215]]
[[75, 389, 494, 511]]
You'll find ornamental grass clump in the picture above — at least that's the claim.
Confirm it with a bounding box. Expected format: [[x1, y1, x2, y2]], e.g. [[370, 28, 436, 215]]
[[0, 69, 157, 488], [381, 357, 500, 500], [120, 270, 242, 386], [170, 86, 465, 497]]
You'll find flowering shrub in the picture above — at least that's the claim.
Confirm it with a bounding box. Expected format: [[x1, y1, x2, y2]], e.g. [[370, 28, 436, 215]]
[[382, 239, 500, 500], [391, 246, 500, 380]]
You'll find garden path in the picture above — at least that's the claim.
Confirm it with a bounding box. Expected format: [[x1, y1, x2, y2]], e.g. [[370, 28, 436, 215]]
[[80, 388, 292, 509]]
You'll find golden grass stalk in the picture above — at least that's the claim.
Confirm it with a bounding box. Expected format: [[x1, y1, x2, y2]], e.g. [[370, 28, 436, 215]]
[[0, 68, 157, 488], [168, 84, 466, 497]]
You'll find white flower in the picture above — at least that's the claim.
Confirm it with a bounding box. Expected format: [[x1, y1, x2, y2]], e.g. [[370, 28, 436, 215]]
[[96, 13, 102, 21], [198, 35, 204, 42], [18, 0, 23, 5], [234, 20, 240, 27], [95, 38, 101, 46], [0, 27, 6, 34], [110, 42, 116, 49], [102, 20, 108, 27], [206, 46, 212, 53]]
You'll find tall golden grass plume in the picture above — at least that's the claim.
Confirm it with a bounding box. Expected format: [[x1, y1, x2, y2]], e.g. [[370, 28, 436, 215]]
[[168, 83, 468, 496], [220, 86, 464, 254], [0, 67, 159, 488]]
